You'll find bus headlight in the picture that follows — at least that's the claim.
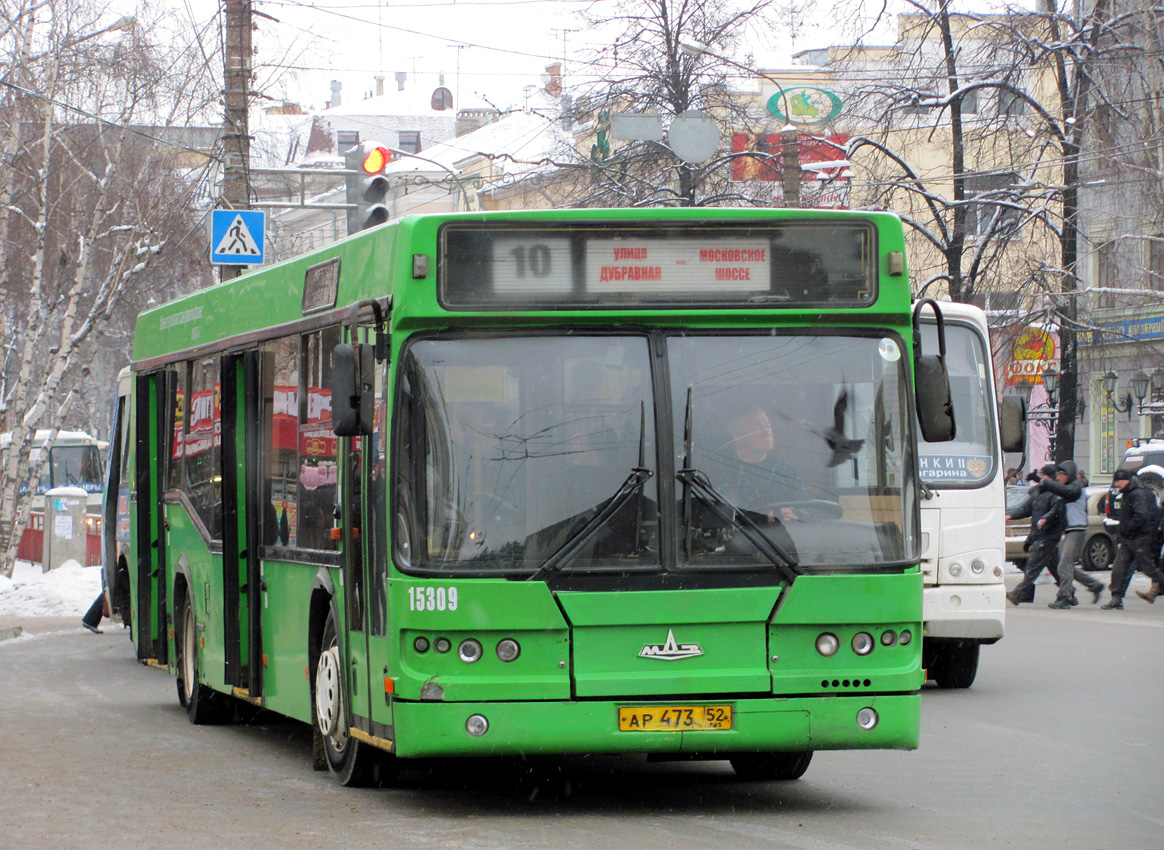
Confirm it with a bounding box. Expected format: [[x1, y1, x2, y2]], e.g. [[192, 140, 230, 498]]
[[458, 639, 483, 663], [948, 561, 963, 577], [851, 632, 874, 656], [465, 714, 489, 737], [815, 633, 840, 657], [970, 558, 986, 575], [496, 638, 520, 662], [856, 707, 879, 730]]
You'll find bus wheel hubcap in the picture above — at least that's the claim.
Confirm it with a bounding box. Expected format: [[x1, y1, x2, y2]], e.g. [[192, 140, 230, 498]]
[[315, 646, 344, 739]]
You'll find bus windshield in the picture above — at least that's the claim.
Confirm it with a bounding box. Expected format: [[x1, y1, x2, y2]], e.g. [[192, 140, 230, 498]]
[[49, 445, 104, 493], [917, 322, 996, 487], [395, 331, 915, 578]]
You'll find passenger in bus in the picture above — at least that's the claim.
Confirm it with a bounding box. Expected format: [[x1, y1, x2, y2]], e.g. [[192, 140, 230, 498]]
[[720, 403, 811, 522]]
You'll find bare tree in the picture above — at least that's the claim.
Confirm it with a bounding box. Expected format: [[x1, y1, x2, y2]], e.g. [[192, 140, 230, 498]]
[[0, 0, 216, 576], [824, 0, 1149, 461], [567, 0, 781, 207]]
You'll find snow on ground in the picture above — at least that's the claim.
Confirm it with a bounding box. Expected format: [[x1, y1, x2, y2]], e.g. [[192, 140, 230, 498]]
[[0, 560, 101, 617]]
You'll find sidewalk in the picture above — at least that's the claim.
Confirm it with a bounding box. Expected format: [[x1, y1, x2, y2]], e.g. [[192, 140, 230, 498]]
[[0, 614, 85, 640]]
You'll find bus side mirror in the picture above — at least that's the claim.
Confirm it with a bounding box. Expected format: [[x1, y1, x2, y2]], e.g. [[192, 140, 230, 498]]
[[915, 356, 956, 442], [332, 343, 374, 437], [999, 396, 1026, 454], [912, 298, 956, 443]]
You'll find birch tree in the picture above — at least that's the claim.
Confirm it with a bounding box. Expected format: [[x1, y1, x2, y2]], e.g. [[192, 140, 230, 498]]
[[0, 0, 216, 576]]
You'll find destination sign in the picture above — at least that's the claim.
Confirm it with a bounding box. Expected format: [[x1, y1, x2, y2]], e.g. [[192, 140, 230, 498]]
[[586, 238, 771, 292], [440, 221, 876, 309]]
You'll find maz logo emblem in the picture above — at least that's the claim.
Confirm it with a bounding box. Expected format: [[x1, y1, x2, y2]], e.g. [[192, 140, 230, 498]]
[[639, 629, 703, 661]]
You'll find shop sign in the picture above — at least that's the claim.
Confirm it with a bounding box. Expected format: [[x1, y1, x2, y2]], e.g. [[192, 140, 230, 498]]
[[1005, 326, 1056, 387]]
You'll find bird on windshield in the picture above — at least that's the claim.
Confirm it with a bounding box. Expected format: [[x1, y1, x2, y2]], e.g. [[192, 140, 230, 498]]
[[824, 388, 865, 468]]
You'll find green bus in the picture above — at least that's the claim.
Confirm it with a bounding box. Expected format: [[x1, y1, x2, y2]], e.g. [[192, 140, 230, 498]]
[[106, 208, 956, 786]]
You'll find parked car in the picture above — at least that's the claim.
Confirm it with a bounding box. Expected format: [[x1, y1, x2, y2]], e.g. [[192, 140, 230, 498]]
[[1005, 483, 1116, 571], [1120, 440, 1164, 474]]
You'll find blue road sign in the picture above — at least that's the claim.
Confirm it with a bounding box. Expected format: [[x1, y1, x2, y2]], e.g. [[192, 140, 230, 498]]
[[210, 209, 265, 265]]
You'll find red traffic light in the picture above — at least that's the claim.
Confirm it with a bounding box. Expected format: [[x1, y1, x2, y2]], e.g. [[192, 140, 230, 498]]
[[361, 146, 391, 174]]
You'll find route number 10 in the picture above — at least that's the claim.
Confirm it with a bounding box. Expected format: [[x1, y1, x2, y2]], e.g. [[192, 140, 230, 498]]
[[509, 244, 552, 277]]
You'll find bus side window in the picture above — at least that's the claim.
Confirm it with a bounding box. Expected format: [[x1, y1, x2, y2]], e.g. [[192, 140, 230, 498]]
[[262, 336, 299, 548], [167, 364, 187, 492], [298, 328, 340, 551]]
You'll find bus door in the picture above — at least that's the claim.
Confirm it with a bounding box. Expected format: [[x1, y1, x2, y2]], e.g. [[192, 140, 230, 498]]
[[133, 371, 170, 664], [339, 328, 386, 732], [220, 352, 264, 701]]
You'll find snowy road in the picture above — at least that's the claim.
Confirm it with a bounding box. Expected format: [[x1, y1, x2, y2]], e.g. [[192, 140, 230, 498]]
[[2, 577, 1162, 848]]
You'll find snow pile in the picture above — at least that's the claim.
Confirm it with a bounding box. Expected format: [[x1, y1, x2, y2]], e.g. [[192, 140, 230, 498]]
[[0, 560, 101, 617]]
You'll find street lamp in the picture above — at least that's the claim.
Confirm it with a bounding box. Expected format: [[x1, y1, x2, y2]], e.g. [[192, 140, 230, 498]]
[[1101, 370, 1149, 414], [68, 16, 136, 46], [1041, 364, 1059, 405], [678, 39, 802, 208]]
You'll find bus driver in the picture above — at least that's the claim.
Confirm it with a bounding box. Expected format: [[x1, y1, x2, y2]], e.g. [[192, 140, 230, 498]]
[[721, 403, 811, 523]]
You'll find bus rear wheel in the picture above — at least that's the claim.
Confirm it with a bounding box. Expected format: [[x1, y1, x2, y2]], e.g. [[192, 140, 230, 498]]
[[175, 595, 233, 724], [729, 751, 813, 781], [314, 612, 386, 786]]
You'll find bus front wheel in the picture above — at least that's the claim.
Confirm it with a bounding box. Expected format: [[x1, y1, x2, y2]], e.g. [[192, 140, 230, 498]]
[[929, 641, 979, 689], [175, 595, 233, 724], [729, 751, 813, 781], [314, 612, 386, 786]]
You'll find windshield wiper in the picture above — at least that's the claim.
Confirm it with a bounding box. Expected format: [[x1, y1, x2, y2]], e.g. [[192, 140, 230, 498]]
[[676, 467, 802, 583], [527, 466, 654, 583]]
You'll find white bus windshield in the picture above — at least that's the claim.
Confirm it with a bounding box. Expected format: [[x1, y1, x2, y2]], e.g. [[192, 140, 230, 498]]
[[917, 322, 996, 486]]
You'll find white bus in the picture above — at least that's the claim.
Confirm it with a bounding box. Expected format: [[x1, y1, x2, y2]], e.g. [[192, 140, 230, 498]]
[[1, 428, 106, 563], [917, 301, 1023, 688]]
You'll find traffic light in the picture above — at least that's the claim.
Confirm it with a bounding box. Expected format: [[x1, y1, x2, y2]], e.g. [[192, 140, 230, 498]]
[[345, 142, 392, 234]]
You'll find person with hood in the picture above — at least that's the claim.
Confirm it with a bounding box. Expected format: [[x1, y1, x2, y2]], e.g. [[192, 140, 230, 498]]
[[1102, 468, 1164, 609], [1040, 461, 1106, 608], [1005, 463, 1067, 606]]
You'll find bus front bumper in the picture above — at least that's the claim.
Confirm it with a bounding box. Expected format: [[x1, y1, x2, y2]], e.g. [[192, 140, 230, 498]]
[[390, 693, 919, 758], [922, 584, 1005, 641]]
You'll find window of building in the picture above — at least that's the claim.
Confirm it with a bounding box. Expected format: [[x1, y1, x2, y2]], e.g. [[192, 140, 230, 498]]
[[959, 88, 978, 115], [965, 171, 1021, 237], [397, 131, 421, 154], [968, 290, 1021, 313], [998, 88, 1025, 117], [336, 130, 360, 154], [1148, 234, 1164, 292], [1095, 238, 1117, 309]]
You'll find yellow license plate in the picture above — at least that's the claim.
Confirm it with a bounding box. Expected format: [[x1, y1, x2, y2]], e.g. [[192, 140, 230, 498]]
[[618, 705, 733, 732]]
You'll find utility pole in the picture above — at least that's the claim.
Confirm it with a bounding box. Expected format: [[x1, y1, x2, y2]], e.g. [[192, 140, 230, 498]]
[[781, 127, 801, 209], [221, 0, 253, 282]]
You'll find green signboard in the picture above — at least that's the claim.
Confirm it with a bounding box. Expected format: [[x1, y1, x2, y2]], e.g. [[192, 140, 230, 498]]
[[768, 87, 843, 125]]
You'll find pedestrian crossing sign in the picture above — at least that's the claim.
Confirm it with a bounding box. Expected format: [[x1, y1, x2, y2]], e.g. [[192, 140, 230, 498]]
[[210, 209, 265, 265]]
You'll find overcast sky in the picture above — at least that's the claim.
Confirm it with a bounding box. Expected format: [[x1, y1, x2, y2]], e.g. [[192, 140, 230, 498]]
[[98, 1, 1026, 114], [114, 0, 614, 112], [95, 0, 841, 113]]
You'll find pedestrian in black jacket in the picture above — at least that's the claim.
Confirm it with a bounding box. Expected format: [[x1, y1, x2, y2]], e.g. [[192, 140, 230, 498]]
[[1040, 461, 1106, 608], [1102, 468, 1164, 609], [1006, 463, 1068, 606]]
